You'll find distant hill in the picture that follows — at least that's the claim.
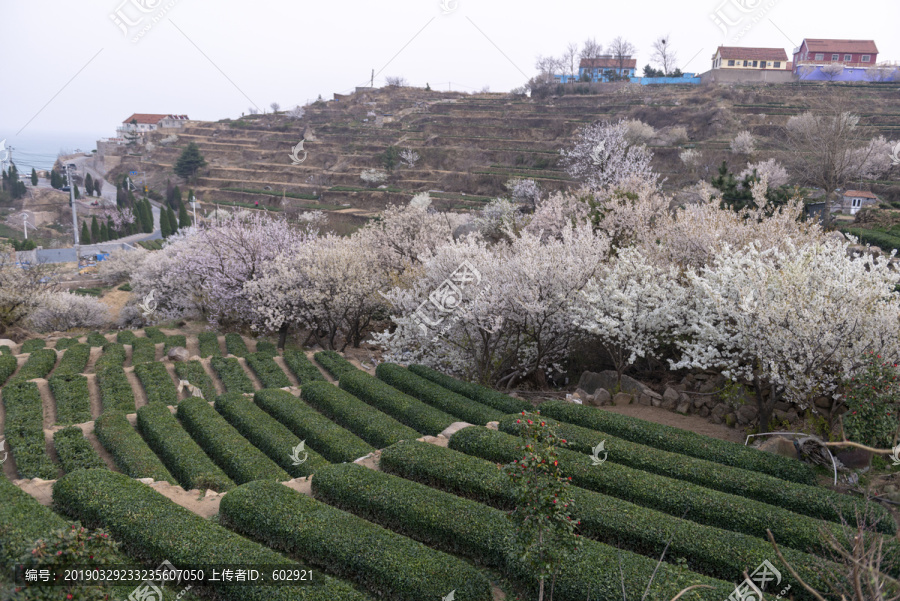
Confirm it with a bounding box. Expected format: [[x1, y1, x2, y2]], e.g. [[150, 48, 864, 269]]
[[100, 83, 900, 230]]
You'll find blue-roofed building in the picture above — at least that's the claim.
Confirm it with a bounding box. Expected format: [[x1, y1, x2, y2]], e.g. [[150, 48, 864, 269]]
[[554, 56, 637, 83]]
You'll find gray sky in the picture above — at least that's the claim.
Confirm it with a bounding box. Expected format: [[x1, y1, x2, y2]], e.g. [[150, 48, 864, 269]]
[[1, 0, 898, 142]]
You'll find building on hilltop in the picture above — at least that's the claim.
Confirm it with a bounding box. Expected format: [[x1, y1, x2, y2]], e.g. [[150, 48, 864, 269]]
[[117, 114, 190, 137], [792, 39, 881, 80], [557, 56, 636, 83], [711, 46, 789, 70]]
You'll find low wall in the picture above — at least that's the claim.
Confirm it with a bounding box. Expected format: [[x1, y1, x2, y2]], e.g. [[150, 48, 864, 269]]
[[699, 69, 795, 84]]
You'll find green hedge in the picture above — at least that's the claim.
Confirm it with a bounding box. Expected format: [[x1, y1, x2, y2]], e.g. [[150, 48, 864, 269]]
[[220, 480, 493, 601], [380, 440, 834, 597], [0, 473, 69, 566], [246, 352, 291, 388], [54, 337, 76, 351], [283, 349, 325, 384], [0, 345, 11, 355], [225, 332, 249, 357], [339, 371, 456, 436], [255, 340, 277, 357], [52, 469, 366, 601], [377, 363, 504, 425], [53, 427, 107, 473], [86, 331, 108, 347], [136, 402, 234, 491], [256, 389, 374, 462], [94, 343, 134, 412], [177, 397, 290, 483], [449, 426, 888, 560], [409, 364, 532, 414], [54, 343, 90, 376], [13, 348, 57, 381], [49, 372, 92, 424], [539, 400, 817, 485], [174, 360, 217, 401], [1, 380, 58, 479], [500, 415, 890, 530], [0, 354, 18, 387], [116, 330, 137, 345], [163, 334, 187, 353], [210, 356, 255, 393], [21, 339, 46, 353], [215, 392, 327, 477], [313, 463, 732, 601], [94, 410, 175, 483], [94, 342, 126, 372], [130, 337, 157, 364], [143, 326, 166, 343], [314, 350, 358, 378], [198, 331, 222, 358], [134, 362, 178, 406]]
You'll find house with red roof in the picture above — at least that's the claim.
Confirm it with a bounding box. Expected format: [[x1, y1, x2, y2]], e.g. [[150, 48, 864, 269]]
[[117, 114, 190, 137], [792, 39, 882, 80], [840, 190, 879, 215], [712, 46, 790, 70], [576, 56, 637, 82]]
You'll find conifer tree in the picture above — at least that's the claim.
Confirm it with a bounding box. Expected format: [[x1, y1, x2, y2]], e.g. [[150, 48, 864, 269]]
[[90, 216, 100, 244], [80, 221, 91, 245]]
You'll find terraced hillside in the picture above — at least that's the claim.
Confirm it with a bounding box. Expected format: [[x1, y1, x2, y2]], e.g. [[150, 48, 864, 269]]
[[106, 84, 900, 230], [0, 328, 896, 599]]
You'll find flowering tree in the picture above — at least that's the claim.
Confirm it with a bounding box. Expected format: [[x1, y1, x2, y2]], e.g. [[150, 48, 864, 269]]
[[501, 411, 580, 601], [399, 148, 420, 168], [679, 148, 702, 169], [360, 169, 388, 186], [245, 233, 388, 350], [525, 191, 591, 240], [738, 159, 789, 189], [622, 119, 656, 144], [573, 247, 686, 386], [560, 120, 656, 192], [850, 135, 898, 180], [0, 244, 57, 337], [375, 225, 609, 387], [28, 291, 110, 332], [97, 247, 148, 285], [506, 178, 542, 209], [475, 198, 527, 241], [730, 130, 755, 154], [673, 239, 900, 432]]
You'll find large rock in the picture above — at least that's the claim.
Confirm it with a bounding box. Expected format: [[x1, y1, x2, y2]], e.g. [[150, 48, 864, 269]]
[[736, 404, 758, 425], [588, 389, 611, 407], [577, 371, 647, 398], [710, 404, 728, 425], [698, 405, 710, 418], [662, 387, 680, 407], [638, 390, 660, 406], [758, 436, 799, 460], [612, 392, 633, 406], [0, 339, 16, 351], [675, 400, 691, 415], [725, 413, 737, 427], [166, 346, 190, 362]]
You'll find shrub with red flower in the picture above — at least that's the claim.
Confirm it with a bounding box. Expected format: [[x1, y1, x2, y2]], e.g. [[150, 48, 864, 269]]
[[501, 411, 580, 601]]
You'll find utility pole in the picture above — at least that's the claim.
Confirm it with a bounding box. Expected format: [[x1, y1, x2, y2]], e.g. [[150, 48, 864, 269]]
[[371, 69, 374, 88], [23, 214, 28, 239], [67, 164, 80, 255], [190, 193, 197, 225]]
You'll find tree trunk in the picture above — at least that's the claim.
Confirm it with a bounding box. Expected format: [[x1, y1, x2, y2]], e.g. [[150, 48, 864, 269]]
[[753, 376, 775, 434], [277, 323, 288, 350]]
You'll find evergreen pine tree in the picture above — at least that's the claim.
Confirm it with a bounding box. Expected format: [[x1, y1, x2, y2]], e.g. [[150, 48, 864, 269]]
[[85, 173, 94, 196], [50, 170, 60, 189], [74, 183, 81, 200], [30, 168, 37, 186], [165, 180, 174, 207], [160, 208, 172, 238], [142, 200, 154, 233], [173, 143, 207, 180], [166, 207, 178, 234], [100, 222, 109, 242], [178, 199, 191, 228], [116, 185, 126, 208], [90, 216, 100, 244], [80, 221, 91, 245], [107, 217, 117, 240], [172, 186, 182, 209]]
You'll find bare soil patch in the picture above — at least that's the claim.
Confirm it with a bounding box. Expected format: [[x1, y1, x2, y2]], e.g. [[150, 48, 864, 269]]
[[125, 367, 148, 409], [600, 404, 745, 444]]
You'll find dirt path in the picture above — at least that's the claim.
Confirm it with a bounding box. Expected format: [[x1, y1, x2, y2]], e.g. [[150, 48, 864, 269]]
[[85, 346, 103, 373], [216, 335, 227, 356], [125, 367, 148, 409], [308, 351, 335, 383], [161, 362, 181, 398], [199, 357, 225, 396], [600, 405, 745, 444], [85, 373, 103, 418], [273, 356, 300, 387], [34, 378, 56, 428], [75, 420, 117, 470], [242, 335, 257, 354], [185, 335, 200, 358], [41, 429, 64, 479], [236, 357, 263, 390], [124, 343, 133, 368]]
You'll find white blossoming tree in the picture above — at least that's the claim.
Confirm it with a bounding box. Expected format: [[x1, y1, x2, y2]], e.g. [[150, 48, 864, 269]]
[[738, 159, 790, 189], [673, 239, 900, 432], [561, 120, 656, 191], [574, 247, 686, 387], [730, 130, 755, 155]]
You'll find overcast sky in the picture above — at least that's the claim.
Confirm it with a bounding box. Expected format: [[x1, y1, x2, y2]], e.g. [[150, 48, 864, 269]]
[[1, 0, 898, 144]]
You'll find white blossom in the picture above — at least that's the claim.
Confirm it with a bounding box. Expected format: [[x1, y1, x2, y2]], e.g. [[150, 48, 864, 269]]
[[561, 120, 657, 192]]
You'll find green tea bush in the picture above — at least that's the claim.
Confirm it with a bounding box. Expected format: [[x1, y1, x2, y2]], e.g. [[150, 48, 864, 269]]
[[134, 362, 178, 405], [210, 356, 254, 393], [93, 410, 175, 482], [283, 349, 325, 384], [53, 427, 107, 473]]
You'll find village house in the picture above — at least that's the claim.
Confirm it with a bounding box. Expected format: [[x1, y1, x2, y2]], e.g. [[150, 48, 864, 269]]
[[792, 39, 879, 79], [839, 190, 879, 215], [574, 56, 637, 82], [117, 114, 190, 137], [711, 46, 790, 70]]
